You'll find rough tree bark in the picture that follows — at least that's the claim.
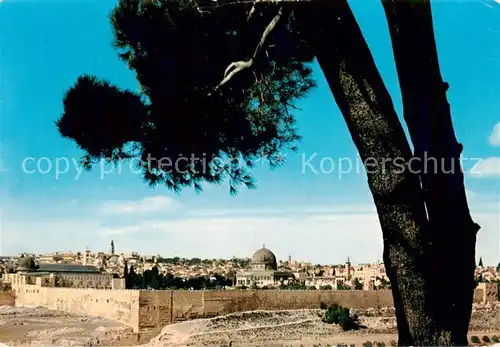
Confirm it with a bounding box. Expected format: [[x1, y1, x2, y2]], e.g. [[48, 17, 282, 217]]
[[381, 1, 480, 344], [294, 1, 437, 344], [294, 0, 480, 344]]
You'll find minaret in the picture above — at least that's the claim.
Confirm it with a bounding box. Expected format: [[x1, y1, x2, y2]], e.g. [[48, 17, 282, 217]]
[[83, 247, 91, 265], [110, 240, 115, 255]]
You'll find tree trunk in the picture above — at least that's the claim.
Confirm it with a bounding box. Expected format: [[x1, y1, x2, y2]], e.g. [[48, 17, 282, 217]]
[[294, 0, 475, 344], [381, 1, 480, 344]]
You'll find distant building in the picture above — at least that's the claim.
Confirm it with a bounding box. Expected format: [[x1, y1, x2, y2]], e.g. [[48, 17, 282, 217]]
[[235, 245, 294, 287], [83, 248, 92, 265], [3, 256, 124, 289]]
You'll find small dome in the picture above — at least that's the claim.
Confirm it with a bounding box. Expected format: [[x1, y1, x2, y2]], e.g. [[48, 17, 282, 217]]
[[252, 246, 277, 270], [16, 257, 38, 272]]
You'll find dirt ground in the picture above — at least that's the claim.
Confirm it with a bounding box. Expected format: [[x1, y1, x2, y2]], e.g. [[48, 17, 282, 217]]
[[0, 306, 137, 346], [1, 303, 500, 346]]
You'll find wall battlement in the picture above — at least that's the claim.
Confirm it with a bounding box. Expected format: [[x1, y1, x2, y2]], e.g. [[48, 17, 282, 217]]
[[20, 287, 140, 292], [12, 283, 497, 333], [148, 289, 388, 293]]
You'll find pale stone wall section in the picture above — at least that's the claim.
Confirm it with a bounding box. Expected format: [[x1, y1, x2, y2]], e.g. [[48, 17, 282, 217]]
[[474, 287, 484, 303], [476, 282, 499, 302], [138, 290, 173, 330], [15, 285, 140, 331]]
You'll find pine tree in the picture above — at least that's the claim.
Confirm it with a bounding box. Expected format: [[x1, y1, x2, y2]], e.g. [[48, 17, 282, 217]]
[[123, 263, 129, 289], [56, 0, 478, 344], [129, 265, 136, 289]]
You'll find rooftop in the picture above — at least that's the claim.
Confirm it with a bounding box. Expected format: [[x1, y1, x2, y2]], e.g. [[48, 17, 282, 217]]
[[38, 264, 101, 274]]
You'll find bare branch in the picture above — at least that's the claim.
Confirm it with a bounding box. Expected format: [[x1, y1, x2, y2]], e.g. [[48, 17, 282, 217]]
[[247, 1, 258, 20], [213, 7, 284, 91], [219, 60, 254, 87], [251, 6, 283, 57]]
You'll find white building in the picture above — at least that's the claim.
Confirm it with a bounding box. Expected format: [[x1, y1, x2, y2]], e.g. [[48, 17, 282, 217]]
[[235, 246, 294, 288], [3, 256, 124, 289]]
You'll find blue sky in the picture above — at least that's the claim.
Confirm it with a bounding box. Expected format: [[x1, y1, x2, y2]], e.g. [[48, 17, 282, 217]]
[[1, 0, 499, 265]]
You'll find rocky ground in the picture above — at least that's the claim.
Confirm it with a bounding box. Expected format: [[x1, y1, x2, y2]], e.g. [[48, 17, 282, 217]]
[[1, 303, 500, 346], [0, 306, 136, 346], [144, 303, 500, 347]]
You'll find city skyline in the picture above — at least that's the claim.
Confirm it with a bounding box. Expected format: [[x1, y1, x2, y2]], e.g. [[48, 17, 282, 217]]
[[2, 0, 500, 264], [5, 242, 499, 267], [10, 241, 372, 266]]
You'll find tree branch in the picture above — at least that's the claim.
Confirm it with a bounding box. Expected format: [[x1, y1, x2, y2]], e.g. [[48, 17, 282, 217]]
[[213, 7, 284, 91], [247, 1, 258, 20]]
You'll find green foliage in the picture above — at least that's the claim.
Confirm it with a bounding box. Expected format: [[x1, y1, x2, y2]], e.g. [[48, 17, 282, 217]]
[[123, 264, 129, 287], [470, 336, 480, 344], [124, 265, 231, 290], [491, 336, 499, 343], [353, 278, 363, 290], [280, 283, 307, 290], [323, 304, 360, 331], [375, 277, 391, 290], [478, 257, 483, 267], [376, 343, 385, 347], [57, 0, 316, 194], [482, 336, 491, 343], [319, 284, 333, 290], [362, 341, 373, 347], [336, 283, 351, 291]]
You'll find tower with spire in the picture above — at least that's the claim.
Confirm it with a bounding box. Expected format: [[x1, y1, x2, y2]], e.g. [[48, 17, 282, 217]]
[[110, 240, 115, 256], [82, 247, 90, 265]]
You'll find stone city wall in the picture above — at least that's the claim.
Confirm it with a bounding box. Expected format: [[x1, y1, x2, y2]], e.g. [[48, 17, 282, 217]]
[[15, 286, 140, 331], [475, 282, 499, 302], [12, 285, 497, 333], [138, 289, 395, 331], [134, 285, 499, 331]]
